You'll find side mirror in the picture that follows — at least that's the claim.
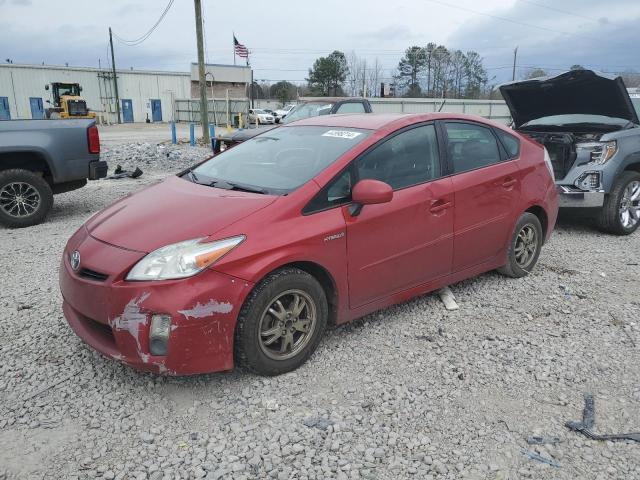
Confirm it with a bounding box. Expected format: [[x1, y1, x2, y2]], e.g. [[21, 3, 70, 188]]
[[45, 85, 49, 90], [79, 86, 83, 92], [350, 179, 393, 215]]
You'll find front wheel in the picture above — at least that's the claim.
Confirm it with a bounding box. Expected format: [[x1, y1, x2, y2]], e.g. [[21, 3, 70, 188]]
[[235, 268, 327, 376], [498, 212, 543, 278], [598, 171, 640, 235], [0, 169, 53, 228]]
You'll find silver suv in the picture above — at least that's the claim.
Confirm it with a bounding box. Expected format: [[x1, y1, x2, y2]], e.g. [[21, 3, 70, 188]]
[[500, 70, 640, 235]]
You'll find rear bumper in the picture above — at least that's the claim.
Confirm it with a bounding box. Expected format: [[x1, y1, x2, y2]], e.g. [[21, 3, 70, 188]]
[[59, 229, 254, 375], [558, 186, 605, 208]]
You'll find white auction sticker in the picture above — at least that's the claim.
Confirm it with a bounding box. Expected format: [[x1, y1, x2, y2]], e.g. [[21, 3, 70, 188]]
[[322, 130, 362, 139]]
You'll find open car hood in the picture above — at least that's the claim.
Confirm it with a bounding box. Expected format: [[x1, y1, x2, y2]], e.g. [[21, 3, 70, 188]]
[[498, 70, 639, 128]]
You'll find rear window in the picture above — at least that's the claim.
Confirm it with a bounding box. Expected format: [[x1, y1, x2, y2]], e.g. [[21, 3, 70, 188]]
[[495, 129, 520, 159]]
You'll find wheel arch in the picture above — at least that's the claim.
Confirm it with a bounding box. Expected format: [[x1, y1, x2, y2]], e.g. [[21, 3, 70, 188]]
[[524, 204, 548, 243], [0, 150, 55, 185], [241, 260, 339, 327]]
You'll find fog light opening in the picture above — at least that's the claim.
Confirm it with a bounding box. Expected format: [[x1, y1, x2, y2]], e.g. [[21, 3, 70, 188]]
[[575, 172, 602, 191], [149, 314, 171, 356]]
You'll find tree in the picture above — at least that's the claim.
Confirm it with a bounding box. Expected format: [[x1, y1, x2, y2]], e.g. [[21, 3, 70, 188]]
[[270, 81, 296, 105], [570, 64, 585, 70], [396, 46, 427, 96], [463, 51, 488, 99], [619, 70, 640, 88], [307, 51, 349, 96], [524, 68, 547, 79]]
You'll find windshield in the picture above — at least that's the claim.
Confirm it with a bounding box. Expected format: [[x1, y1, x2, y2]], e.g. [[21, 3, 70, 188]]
[[282, 102, 334, 124], [523, 114, 631, 127], [56, 84, 80, 97], [191, 125, 371, 194], [252, 109, 266, 114]]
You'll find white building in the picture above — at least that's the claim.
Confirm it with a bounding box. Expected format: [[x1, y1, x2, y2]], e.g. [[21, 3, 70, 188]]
[[0, 63, 251, 122]]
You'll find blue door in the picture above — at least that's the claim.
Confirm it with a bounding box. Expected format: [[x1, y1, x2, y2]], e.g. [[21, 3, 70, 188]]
[[29, 97, 44, 119], [151, 99, 162, 122], [121, 99, 133, 123], [0, 97, 10, 120]]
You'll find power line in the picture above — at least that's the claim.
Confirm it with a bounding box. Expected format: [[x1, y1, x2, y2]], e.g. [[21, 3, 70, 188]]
[[112, 0, 174, 46], [422, 0, 600, 42], [517, 0, 615, 25]]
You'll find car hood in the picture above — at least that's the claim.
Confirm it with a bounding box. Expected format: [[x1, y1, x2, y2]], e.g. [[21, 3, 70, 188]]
[[498, 70, 639, 128], [219, 125, 279, 143], [86, 175, 277, 253]]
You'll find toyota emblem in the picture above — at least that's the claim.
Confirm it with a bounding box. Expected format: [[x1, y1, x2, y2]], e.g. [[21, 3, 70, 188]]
[[70, 250, 81, 271]]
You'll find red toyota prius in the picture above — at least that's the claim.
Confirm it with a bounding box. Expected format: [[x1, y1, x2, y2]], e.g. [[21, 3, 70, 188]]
[[60, 113, 558, 376]]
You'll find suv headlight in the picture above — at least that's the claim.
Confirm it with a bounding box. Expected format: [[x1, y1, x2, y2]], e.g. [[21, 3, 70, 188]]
[[577, 140, 617, 165], [127, 235, 245, 281]]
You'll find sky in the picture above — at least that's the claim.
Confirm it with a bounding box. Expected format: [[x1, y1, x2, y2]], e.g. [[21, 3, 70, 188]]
[[1, 0, 640, 85]]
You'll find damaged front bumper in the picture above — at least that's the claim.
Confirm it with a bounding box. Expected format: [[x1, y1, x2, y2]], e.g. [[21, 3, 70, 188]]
[[557, 170, 605, 208], [59, 227, 254, 375]]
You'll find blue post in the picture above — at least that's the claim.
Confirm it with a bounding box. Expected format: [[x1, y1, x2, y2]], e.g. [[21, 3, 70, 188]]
[[170, 121, 177, 145], [209, 124, 215, 152], [189, 123, 195, 146]]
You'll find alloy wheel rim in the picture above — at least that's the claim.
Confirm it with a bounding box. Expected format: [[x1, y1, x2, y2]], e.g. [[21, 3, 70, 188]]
[[0, 182, 41, 218], [258, 289, 317, 361], [514, 224, 538, 269], [619, 180, 640, 229]]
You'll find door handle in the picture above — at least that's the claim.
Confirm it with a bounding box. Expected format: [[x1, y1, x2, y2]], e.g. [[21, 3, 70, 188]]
[[502, 177, 517, 188], [429, 200, 452, 214]]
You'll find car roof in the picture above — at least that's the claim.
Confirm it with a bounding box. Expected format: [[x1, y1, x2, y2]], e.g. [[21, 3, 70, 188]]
[[284, 112, 505, 131]]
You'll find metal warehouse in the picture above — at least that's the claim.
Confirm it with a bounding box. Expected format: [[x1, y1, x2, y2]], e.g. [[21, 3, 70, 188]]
[[0, 63, 251, 122]]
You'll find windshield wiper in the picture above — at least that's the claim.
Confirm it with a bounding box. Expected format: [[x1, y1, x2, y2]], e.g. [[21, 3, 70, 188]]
[[210, 180, 268, 194]]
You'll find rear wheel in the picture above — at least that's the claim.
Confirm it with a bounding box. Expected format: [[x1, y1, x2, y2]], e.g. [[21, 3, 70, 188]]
[[598, 171, 640, 235], [0, 169, 53, 228], [498, 212, 543, 278], [235, 268, 327, 376]]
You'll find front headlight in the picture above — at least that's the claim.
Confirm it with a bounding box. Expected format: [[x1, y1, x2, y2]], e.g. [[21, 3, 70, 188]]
[[126, 235, 245, 281], [577, 140, 617, 165]]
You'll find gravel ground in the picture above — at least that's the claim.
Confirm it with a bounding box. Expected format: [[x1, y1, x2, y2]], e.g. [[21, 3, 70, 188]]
[[1, 143, 639, 480]]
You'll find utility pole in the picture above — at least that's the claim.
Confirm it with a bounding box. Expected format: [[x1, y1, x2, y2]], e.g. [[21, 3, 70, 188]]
[[512, 46, 518, 81], [109, 27, 122, 124], [194, 0, 210, 144]]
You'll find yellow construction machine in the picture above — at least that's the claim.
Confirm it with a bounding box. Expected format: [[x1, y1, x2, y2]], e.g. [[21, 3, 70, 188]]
[[44, 82, 96, 119]]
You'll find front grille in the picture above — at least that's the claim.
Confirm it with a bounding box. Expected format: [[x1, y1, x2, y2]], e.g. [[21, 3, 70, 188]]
[[67, 100, 88, 116], [79, 268, 108, 282]]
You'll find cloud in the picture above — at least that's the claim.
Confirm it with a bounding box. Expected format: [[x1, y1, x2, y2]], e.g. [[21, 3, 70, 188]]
[[447, 0, 640, 82]]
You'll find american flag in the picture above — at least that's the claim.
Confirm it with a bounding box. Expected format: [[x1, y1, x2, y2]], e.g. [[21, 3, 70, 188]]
[[234, 36, 248, 58]]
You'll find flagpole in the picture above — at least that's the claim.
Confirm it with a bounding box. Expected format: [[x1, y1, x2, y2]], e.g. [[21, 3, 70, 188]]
[[233, 32, 236, 65]]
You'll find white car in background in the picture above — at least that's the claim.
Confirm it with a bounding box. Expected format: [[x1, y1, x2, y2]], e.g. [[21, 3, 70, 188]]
[[249, 109, 275, 125], [274, 104, 296, 120]]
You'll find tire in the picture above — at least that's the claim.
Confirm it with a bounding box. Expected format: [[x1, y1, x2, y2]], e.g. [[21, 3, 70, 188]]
[[498, 212, 543, 278], [235, 268, 328, 376], [0, 169, 53, 228], [597, 171, 640, 235]]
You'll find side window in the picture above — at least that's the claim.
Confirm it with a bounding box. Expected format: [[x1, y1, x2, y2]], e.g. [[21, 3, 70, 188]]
[[336, 102, 366, 114], [303, 168, 353, 214], [494, 129, 520, 159], [444, 122, 501, 173], [356, 124, 440, 190]]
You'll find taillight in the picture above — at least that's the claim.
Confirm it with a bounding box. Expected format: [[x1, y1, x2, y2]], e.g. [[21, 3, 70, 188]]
[[88, 125, 100, 154]]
